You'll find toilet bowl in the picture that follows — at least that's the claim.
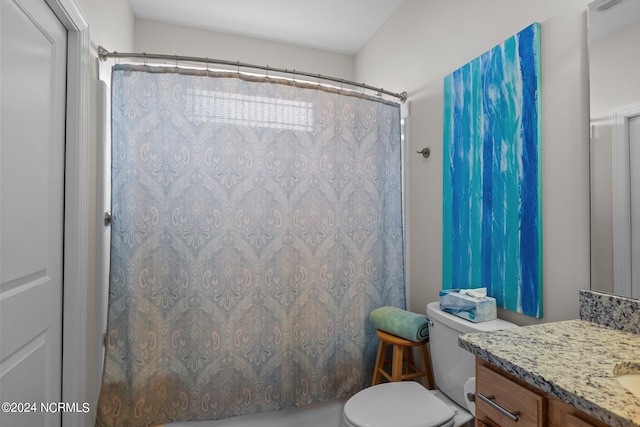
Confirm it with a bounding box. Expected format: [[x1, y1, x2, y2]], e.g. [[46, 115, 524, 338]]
[[341, 382, 459, 427], [341, 302, 517, 427]]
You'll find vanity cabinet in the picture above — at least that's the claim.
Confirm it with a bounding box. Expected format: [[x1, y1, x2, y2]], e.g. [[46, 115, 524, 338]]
[[475, 359, 608, 427], [475, 361, 544, 427]]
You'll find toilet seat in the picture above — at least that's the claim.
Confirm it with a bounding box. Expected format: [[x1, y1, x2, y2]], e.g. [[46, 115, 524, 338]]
[[342, 382, 456, 427]]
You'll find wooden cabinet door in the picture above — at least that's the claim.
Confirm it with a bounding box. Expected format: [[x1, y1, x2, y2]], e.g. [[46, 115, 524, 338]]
[[567, 413, 599, 427], [476, 362, 545, 427]]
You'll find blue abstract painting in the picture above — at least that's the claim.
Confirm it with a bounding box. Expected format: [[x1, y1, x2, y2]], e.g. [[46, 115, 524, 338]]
[[442, 23, 542, 318]]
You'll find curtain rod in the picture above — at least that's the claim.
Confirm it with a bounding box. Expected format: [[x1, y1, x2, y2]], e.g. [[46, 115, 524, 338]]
[[98, 46, 407, 103]]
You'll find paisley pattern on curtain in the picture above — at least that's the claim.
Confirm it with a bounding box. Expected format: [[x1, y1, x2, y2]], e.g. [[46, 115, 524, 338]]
[[96, 65, 405, 427]]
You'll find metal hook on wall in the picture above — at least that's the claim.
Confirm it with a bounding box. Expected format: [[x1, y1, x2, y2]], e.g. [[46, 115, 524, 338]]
[[417, 147, 431, 159]]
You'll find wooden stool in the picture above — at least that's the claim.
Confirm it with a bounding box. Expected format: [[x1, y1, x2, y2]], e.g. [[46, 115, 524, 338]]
[[371, 329, 435, 389]]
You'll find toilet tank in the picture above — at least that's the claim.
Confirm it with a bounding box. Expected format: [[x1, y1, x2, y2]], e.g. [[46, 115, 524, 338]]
[[425, 301, 516, 410]]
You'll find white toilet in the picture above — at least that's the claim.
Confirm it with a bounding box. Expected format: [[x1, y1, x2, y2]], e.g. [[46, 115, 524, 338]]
[[342, 301, 517, 427]]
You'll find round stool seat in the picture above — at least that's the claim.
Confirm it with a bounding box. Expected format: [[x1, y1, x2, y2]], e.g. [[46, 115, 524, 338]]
[[342, 382, 455, 427]]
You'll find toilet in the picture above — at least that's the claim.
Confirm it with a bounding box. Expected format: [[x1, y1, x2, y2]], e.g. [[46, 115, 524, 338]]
[[342, 301, 517, 427]]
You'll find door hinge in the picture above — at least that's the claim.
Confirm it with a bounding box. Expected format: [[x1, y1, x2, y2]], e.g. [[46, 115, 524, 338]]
[[104, 211, 113, 226]]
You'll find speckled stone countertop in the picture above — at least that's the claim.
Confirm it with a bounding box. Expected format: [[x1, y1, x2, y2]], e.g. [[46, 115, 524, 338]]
[[459, 319, 640, 427], [579, 290, 640, 335]]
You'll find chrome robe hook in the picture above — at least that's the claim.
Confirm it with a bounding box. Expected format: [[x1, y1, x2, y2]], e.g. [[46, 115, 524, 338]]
[[417, 147, 431, 158]]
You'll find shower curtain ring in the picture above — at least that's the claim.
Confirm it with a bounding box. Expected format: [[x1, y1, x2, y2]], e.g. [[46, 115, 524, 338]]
[[142, 52, 146, 65]]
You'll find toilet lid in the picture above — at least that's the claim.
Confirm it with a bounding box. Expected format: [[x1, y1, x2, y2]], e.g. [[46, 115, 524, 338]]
[[344, 382, 455, 427]]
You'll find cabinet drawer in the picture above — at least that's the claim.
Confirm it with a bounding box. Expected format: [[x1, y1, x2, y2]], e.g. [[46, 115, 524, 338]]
[[476, 363, 545, 427], [566, 413, 599, 427]]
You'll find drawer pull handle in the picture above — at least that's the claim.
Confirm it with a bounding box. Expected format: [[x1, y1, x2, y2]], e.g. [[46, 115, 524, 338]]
[[478, 393, 521, 422]]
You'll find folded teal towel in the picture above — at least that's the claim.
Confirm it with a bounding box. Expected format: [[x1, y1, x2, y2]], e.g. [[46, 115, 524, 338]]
[[369, 306, 429, 342]]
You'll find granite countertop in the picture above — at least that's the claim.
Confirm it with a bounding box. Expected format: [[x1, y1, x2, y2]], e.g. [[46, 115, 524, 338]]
[[459, 319, 640, 427]]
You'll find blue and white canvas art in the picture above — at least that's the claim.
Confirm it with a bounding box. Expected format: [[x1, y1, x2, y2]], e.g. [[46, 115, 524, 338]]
[[442, 23, 542, 318]]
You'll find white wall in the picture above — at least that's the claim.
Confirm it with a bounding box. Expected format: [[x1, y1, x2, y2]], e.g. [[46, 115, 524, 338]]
[[356, 0, 592, 325], [134, 19, 355, 80], [73, 0, 134, 425]]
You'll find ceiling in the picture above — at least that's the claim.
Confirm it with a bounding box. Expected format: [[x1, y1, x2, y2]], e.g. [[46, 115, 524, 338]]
[[127, 0, 406, 55], [588, 0, 640, 42]]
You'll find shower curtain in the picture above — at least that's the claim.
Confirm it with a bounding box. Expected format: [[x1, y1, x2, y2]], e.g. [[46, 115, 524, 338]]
[[96, 64, 405, 427]]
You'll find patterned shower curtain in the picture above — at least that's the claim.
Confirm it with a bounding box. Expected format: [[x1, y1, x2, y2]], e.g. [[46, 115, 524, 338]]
[[96, 64, 405, 427]]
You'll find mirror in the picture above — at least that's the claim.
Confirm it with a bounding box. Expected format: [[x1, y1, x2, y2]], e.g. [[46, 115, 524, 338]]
[[589, 0, 640, 297]]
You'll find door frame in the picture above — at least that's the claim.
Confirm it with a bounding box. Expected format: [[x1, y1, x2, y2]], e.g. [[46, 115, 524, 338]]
[[44, 0, 90, 426], [612, 101, 640, 298]]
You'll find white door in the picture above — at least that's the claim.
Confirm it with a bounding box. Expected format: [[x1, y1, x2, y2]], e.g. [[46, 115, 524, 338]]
[[0, 0, 67, 426]]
